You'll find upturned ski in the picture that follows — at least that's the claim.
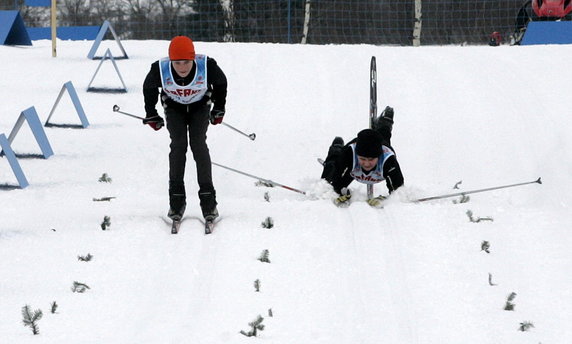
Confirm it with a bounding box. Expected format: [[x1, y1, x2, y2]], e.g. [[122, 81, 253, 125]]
[[368, 56, 377, 200], [171, 219, 182, 234], [204, 219, 215, 235]]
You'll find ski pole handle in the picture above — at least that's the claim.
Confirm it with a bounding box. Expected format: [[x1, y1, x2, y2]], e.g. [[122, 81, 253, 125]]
[[222, 122, 256, 141]]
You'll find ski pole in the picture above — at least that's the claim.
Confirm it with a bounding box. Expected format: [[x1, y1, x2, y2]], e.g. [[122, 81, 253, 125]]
[[212, 162, 306, 195], [222, 122, 256, 141], [112, 105, 146, 120], [414, 177, 542, 202]]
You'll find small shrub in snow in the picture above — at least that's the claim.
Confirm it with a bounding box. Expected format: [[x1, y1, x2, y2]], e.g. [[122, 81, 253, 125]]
[[240, 315, 265, 337], [98, 173, 112, 183], [488, 273, 497, 286], [22, 305, 42, 335], [481, 241, 491, 253], [78, 253, 93, 262], [258, 249, 271, 263], [453, 195, 470, 204], [101, 216, 111, 230], [50, 301, 58, 314], [466, 210, 493, 223], [255, 180, 274, 188], [504, 292, 517, 311], [518, 321, 534, 331], [92, 196, 116, 202], [261, 217, 274, 229], [71, 281, 90, 293]]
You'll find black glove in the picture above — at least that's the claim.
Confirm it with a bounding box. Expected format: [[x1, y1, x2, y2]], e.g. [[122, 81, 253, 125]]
[[142, 115, 164, 131], [210, 107, 225, 125]]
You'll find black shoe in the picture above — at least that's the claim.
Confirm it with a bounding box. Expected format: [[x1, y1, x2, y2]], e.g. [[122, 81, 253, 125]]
[[199, 189, 218, 219], [332, 136, 344, 147], [381, 106, 394, 121], [168, 194, 186, 221], [168, 204, 185, 221], [204, 207, 219, 222], [373, 106, 394, 132]]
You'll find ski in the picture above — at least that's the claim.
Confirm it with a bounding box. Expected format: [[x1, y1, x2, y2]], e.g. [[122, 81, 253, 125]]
[[171, 219, 182, 234], [204, 219, 215, 235], [368, 56, 377, 200], [317, 158, 325, 166]]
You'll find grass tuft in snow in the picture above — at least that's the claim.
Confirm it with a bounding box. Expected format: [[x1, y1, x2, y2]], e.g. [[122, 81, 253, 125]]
[[22, 305, 43, 335], [240, 315, 265, 337], [481, 241, 491, 253], [98, 173, 112, 183], [101, 216, 111, 230], [78, 253, 93, 262], [93, 196, 116, 202], [518, 321, 534, 332], [258, 249, 271, 263], [466, 210, 493, 223], [71, 281, 91, 293], [488, 273, 497, 286], [261, 217, 274, 229], [504, 292, 517, 311], [50, 301, 58, 314]]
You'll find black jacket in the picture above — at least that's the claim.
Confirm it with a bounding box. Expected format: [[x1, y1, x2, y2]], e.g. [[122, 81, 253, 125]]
[[143, 57, 227, 116], [325, 139, 404, 195]]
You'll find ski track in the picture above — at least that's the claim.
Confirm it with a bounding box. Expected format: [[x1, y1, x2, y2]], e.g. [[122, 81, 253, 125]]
[[343, 201, 419, 343], [375, 203, 419, 344]]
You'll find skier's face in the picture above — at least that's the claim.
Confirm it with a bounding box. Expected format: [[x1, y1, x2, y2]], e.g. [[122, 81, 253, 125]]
[[357, 156, 378, 171], [172, 60, 193, 77]]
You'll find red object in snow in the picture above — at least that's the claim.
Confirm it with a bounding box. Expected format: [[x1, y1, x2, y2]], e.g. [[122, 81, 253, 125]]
[[489, 31, 502, 46]]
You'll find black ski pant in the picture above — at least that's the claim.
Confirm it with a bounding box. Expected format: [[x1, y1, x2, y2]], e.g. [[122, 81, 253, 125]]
[[165, 104, 216, 214]]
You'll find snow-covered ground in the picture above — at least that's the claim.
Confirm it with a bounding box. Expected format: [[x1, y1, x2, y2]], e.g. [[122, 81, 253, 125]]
[[1, 39, 571, 344]]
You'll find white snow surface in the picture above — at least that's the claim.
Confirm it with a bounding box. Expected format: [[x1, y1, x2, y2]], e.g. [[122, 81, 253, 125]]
[[1, 40, 571, 344]]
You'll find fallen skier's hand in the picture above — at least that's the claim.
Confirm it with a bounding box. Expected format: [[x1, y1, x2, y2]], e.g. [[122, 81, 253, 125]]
[[334, 188, 351, 208]]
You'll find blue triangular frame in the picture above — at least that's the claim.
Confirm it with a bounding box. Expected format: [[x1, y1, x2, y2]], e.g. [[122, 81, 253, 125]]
[[6, 107, 54, 159], [87, 20, 128, 60], [0, 11, 32, 46], [45, 81, 90, 128], [87, 49, 128, 93], [0, 133, 29, 189]]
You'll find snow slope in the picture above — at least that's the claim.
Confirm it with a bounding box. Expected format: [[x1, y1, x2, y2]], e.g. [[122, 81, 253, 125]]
[[1, 40, 571, 344]]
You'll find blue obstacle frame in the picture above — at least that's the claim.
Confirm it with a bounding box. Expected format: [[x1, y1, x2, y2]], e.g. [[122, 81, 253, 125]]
[[0, 11, 32, 46], [0, 133, 30, 189], [45, 81, 90, 128], [87, 48, 128, 93], [87, 20, 128, 60], [6, 107, 54, 159]]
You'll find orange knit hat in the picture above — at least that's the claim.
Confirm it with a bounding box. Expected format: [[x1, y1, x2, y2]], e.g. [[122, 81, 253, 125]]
[[169, 36, 195, 61]]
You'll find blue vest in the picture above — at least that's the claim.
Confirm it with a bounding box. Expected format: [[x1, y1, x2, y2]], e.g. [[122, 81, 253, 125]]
[[159, 54, 208, 104], [349, 143, 395, 185]]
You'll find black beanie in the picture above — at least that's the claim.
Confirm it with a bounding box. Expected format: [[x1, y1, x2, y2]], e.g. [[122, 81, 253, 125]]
[[355, 129, 382, 158]]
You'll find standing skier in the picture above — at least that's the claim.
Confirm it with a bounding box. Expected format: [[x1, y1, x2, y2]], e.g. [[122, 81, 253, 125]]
[[142, 35, 227, 224], [321, 106, 404, 207]]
